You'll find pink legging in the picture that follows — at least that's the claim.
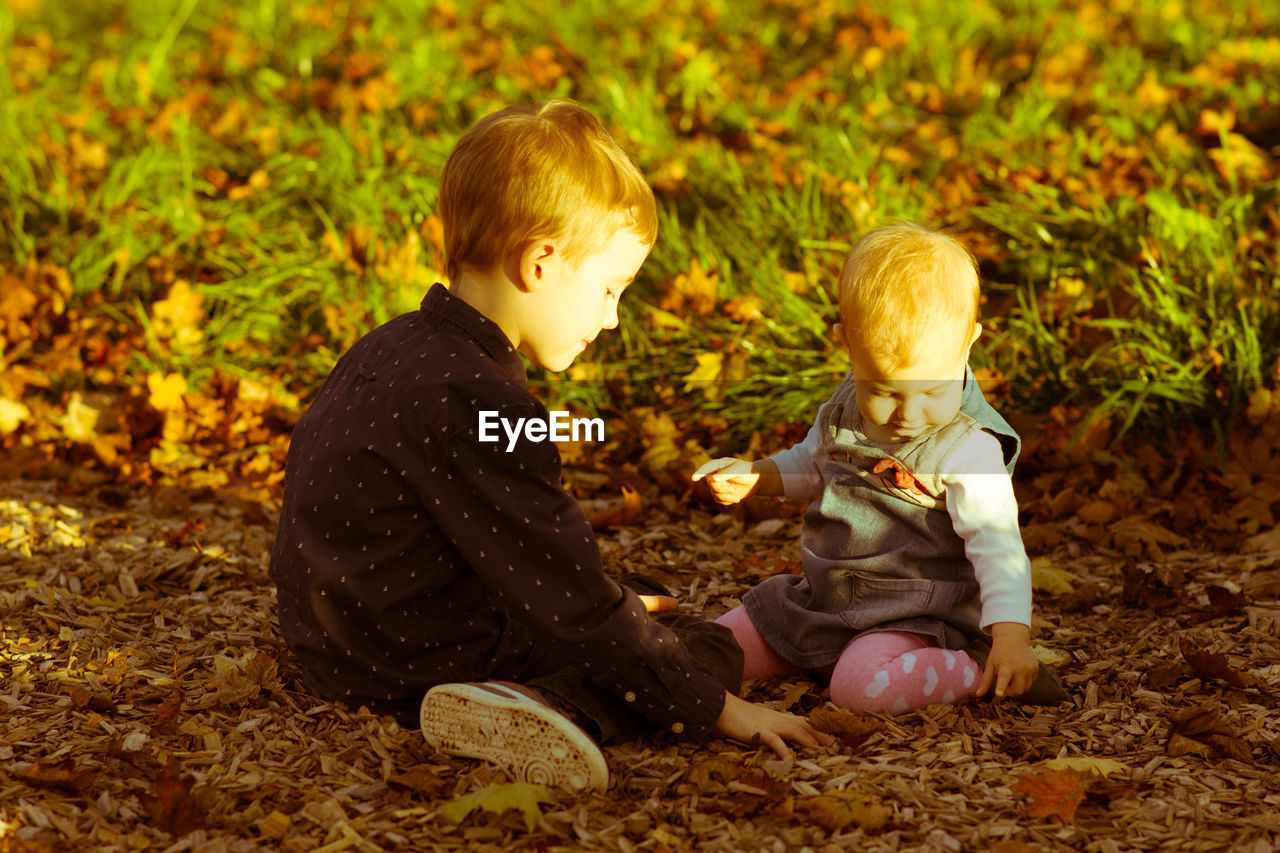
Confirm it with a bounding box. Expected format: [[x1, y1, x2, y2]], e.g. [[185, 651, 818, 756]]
[[716, 606, 982, 714]]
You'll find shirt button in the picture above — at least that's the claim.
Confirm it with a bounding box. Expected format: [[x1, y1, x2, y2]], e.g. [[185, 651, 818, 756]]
[[670, 722, 684, 734], [624, 691, 636, 703]]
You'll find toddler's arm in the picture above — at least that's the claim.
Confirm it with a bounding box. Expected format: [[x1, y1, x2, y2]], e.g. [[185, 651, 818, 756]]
[[943, 430, 1039, 699]]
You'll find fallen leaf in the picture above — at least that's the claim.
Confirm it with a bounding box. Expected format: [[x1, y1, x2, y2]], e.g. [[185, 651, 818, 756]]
[[1076, 499, 1117, 525], [688, 755, 744, 788], [1011, 768, 1088, 821], [0, 397, 30, 434], [1202, 585, 1248, 619], [1121, 562, 1182, 611], [438, 782, 554, 832], [1178, 636, 1265, 691], [1166, 733, 1213, 758], [147, 372, 187, 411], [683, 351, 726, 400], [1030, 556, 1075, 595], [808, 706, 885, 749], [1040, 756, 1128, 779], [1032, 645, 1072, 667], [800, 790, 888, 832], [142, 758, 207, 835], [388, 767, 449, 797], [15, 760, 96, 791], [154, 688, 182, 727], [58, 392, 99, 442], [1166, 702, 1255, 764], [588, 486, 643, 529]]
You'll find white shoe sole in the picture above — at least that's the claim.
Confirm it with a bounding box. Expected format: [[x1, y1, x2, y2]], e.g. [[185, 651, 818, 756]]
[[419, 682, 608, 793]]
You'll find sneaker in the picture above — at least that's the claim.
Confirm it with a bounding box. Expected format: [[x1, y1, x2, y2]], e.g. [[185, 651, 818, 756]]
[[419, 682, 608, 793]]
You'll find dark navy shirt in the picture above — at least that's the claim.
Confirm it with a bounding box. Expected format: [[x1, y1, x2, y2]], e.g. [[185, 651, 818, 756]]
[[269, 284, 725, 735]]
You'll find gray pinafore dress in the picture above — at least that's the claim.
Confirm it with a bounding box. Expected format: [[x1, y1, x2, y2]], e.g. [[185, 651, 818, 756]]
[[742, 368, 1020, 669]]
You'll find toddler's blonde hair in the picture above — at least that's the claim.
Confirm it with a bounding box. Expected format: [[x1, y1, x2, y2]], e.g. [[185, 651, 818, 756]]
[[839, 221, 980, 367], [440, 100, 658, 283]]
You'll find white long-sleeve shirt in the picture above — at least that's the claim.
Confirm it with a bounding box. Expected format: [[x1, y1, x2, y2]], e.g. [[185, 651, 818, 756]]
[[769, 425, 1032, 630]]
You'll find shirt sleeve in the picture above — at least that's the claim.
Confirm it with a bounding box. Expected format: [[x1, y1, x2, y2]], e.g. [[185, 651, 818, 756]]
[[768, 418, 828, 502], [407, 384, 726, 737], [942, 429, 1033, 630]]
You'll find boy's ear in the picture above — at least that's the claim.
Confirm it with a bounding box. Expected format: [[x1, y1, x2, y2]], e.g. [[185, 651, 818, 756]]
[[967, 322, 982, 350], [832, 322, 847, 350], [516, 240, 558, 292]]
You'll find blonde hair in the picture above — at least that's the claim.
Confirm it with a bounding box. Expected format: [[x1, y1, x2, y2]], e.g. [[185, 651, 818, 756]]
[[439, 100, 658, 283], [838, 221, 980, 367]]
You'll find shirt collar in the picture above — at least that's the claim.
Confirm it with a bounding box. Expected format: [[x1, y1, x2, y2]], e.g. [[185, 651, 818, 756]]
[[419, 283, 525, 382]]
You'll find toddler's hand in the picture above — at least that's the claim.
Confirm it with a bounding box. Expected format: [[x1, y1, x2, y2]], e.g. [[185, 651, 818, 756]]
[[977, 623, 1039, 700], [692, 457, 759, 505]]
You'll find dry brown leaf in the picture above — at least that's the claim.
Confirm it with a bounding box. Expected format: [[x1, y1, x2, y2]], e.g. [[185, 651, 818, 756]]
[[1178, 636, 1266, 692], [142, 758, 208, 835], [808, 706, 886, 749], [14, 760, 96, 791]]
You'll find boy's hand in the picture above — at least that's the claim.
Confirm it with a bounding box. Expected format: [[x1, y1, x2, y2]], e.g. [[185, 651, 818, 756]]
[[713, 692, 835, 758], [638, 594, 678, 613], [976, 622, 1039, 700], [692, 458, 759, 505]]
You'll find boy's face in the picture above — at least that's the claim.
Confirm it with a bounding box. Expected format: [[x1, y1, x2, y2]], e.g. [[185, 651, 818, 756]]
[[520, 229, 650, 372], [842, 321, 980, 445]]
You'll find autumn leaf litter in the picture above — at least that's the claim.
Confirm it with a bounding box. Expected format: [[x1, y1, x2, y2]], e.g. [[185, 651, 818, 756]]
[[2, 469, 1279, 853]]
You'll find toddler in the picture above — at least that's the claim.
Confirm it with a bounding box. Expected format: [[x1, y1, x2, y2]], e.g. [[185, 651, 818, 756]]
[[694, 221, 1066, 714]]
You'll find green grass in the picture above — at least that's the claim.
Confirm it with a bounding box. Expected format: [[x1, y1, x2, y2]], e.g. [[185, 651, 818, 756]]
[[2, 0, 1278, 453]]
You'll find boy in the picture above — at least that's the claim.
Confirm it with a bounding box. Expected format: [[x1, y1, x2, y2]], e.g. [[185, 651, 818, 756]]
[[695, 221, 1066, 714], [269, 100, 830, 793]]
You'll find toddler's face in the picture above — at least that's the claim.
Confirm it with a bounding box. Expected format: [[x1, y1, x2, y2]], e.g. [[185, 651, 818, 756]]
[[846, 322, 979, 444]]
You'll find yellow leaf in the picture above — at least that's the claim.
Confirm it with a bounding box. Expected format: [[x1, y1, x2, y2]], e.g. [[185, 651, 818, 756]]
[[664, 257, 717, 316], [439, 782, 553, 832], [152, 280, 205, 346], [646, 305, 687, 331], [147, 373, 188, 411], [801, 790, 888, 832], [1040, 756, 1128, 779], [1032, 645, 1072, 667], [0, 397, 31, 434], [58, 393, 99, 442], [683, 352, 724, 399], [640, 411, 681, 474], [1031, 556, 1075, 595]]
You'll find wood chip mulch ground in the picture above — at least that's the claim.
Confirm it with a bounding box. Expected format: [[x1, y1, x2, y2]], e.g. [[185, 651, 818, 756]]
[[2, 476, 1278, 852]]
